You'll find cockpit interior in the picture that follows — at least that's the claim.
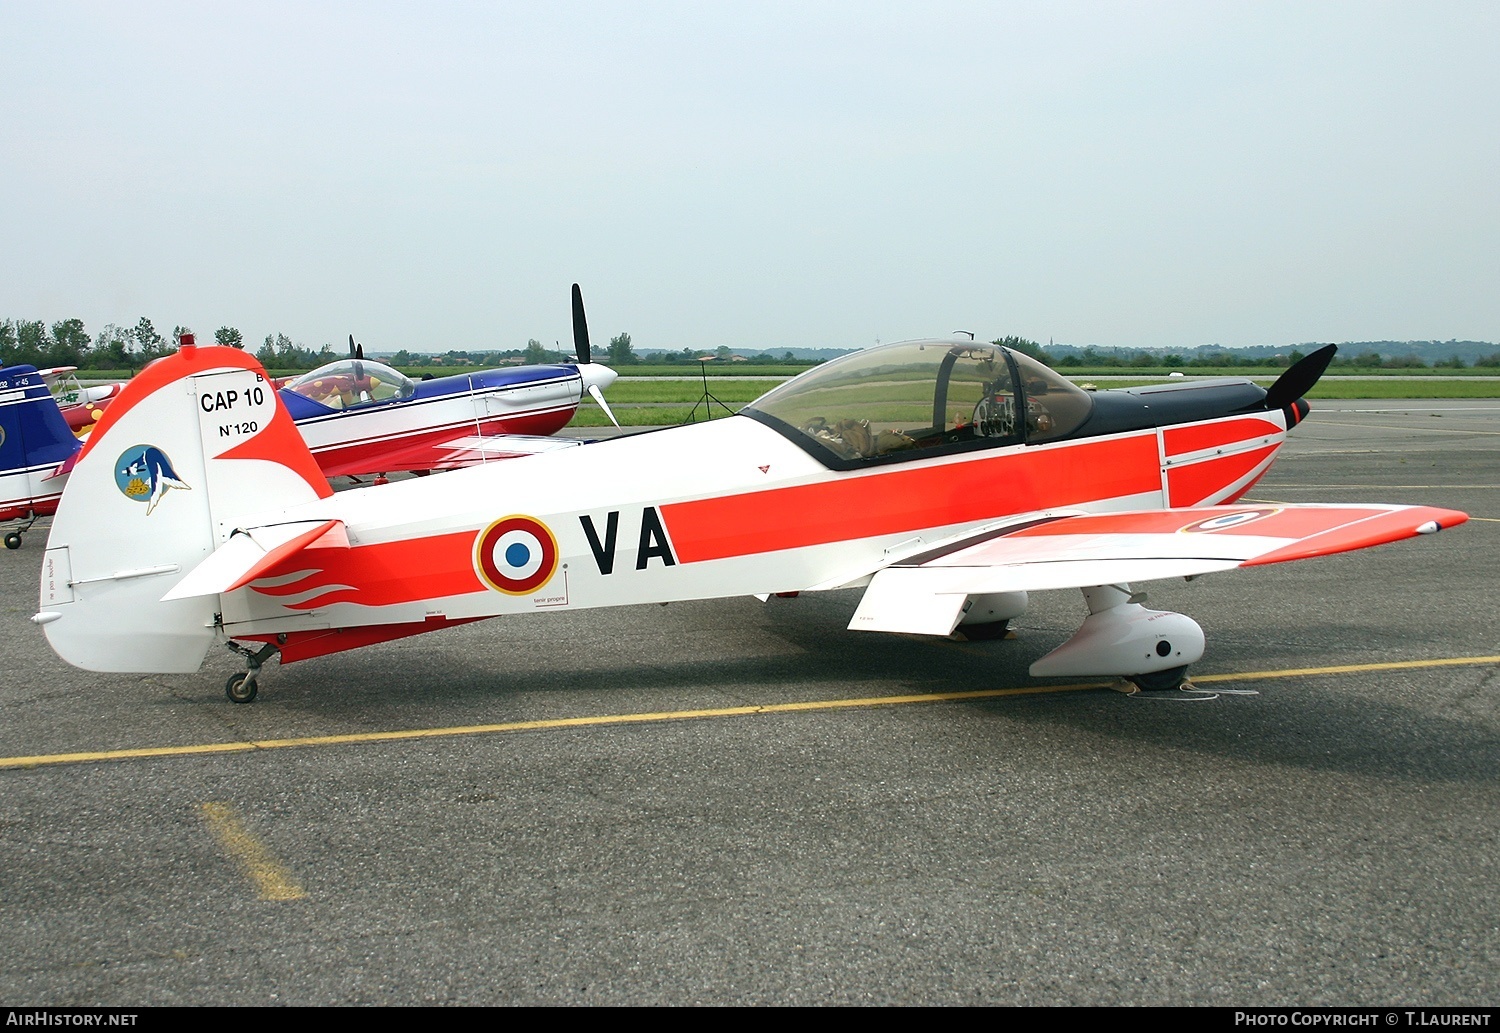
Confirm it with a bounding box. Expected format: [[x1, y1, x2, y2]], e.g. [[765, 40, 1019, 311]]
[[741, 340, 1094, 468]]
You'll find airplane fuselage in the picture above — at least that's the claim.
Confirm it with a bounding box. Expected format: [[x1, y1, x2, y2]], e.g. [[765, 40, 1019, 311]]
[[281, 365, 585, 478], [216, 406, 1290, 655]]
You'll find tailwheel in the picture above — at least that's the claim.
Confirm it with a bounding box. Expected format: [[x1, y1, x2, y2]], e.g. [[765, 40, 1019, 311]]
[[4, 532, 21, 550], [223, 641, 279, 704], [1127, 665, 1191, 692], [225, 672, 258, 704]]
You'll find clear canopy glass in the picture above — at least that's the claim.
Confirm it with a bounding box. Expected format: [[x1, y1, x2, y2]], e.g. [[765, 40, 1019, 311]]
[[286, 359, 416, 409], [743, 340, 1092, 464]]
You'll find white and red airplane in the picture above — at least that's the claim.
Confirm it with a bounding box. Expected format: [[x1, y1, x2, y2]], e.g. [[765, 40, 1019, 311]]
[[33, 330, 1466, 702]]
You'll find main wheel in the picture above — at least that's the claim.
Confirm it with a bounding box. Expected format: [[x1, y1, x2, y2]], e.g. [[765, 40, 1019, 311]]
[[4, 532, 21, 550], [1127, 666, 1189, 692], [225, 672, 258, 704]]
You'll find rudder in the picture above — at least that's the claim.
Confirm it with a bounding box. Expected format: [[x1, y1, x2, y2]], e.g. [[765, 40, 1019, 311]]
[[35, 341, 331, 673]]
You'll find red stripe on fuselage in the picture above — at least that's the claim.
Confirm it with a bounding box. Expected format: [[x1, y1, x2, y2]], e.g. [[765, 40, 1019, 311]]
[[248, 529, 482, 609], [1166, 444, 1279, 507], [662, 434, 1161, 563], [1162, 417, 1282, 457]]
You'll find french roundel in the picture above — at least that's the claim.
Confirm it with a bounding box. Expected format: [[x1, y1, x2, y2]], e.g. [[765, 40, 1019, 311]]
[[474, 516, 559, 595], [1179, 508, 1280, 534]]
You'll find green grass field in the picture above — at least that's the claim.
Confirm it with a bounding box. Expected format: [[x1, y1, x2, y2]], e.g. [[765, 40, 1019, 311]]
[[568, 372, 1500, 426], [76, 363, 1500, 432]]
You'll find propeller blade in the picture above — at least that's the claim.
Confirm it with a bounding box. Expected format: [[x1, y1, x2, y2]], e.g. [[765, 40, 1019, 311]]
[[588, 383, 620, 427], [348, 334, 356, 358], [1264, 344, 1337, 411], [571, 283, 591, 365]]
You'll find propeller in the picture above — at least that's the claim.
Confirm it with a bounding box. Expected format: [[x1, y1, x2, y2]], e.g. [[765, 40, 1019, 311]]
[[1264, 343, 1337, 411], [571, 283, 591, 365], [569, 283, 620, 427], [348, 334, 365, 380]]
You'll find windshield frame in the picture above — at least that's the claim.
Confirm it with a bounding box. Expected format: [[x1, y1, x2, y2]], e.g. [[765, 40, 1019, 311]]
[[741, 338, 1093, 470]]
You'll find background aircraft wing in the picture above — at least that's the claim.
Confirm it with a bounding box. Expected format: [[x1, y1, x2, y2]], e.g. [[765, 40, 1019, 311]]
[[847, 503, 1468, 635]]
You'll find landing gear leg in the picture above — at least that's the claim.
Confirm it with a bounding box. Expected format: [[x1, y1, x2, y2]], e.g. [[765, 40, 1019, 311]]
[[223, 642, 279, 704], [4, 511, 39, 550], [1127, 665, 1191, 692], [1029, 583, 1205, 685]]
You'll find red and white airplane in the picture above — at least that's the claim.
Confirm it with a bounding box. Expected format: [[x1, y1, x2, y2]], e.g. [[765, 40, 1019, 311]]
[[34, 331, 1466, 702], [51, 287, 620, 475], [277, 315, 618, 479]]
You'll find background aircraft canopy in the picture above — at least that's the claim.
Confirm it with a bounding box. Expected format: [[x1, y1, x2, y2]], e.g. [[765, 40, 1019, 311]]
[[744, 339, 1093, 465], [286, 359, 416, 410]]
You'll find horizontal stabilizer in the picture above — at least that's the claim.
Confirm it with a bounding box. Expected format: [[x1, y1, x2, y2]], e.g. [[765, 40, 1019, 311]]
[[163, 519, 347, 601]]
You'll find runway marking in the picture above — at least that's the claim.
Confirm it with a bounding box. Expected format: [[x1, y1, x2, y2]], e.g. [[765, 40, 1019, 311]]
[[199, 802, 306, 901], [3, 654, 1498, 771], [1316, 407, 1500, 413], [1303, 420, 1500, 437]]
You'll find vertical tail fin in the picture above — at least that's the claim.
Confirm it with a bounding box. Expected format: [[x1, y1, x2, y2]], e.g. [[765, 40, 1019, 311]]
[[0, 365, 84, 522], [36, 341, 332, 673]]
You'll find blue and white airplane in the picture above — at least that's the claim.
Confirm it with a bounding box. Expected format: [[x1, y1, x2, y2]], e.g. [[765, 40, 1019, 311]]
[[0, 364, 85, 549]]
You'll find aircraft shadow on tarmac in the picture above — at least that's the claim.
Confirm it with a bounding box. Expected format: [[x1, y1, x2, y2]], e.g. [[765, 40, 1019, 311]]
[[160, 581, 1500, 788]]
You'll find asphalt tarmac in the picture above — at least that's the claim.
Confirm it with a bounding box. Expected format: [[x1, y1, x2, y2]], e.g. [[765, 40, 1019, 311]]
[[0, 401, 1495, 1006]]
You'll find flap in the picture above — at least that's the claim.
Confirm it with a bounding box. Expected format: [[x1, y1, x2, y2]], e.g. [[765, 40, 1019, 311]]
[[848, 568, 971, 636]]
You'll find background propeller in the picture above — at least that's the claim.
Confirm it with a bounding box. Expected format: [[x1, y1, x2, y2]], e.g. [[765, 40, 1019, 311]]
[[569, 283, 619, 427], [571, 283, 591, 365]]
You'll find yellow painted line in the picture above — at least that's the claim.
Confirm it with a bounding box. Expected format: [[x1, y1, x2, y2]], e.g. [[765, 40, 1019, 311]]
[[199, 802, 306, 901], [1188, 655, 1500, 681], [3, 654, 1498, 771]]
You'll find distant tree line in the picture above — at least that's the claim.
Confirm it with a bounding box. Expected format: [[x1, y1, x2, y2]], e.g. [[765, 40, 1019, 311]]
[[996, 337, 1500, 370], [0, 316, 254, 371], [386, 335, 801, 368], [6, 316, 1499, 373]]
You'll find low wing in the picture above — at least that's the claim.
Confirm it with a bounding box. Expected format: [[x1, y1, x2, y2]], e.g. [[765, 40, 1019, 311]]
[[849, 503, 1468, 635]]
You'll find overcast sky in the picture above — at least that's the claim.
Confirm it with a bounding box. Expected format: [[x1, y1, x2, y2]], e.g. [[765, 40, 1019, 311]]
[[2, 1, 1496, 354]]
